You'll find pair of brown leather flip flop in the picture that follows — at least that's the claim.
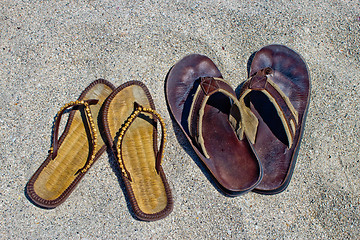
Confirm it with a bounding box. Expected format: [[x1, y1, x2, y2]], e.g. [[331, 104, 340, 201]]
[[26, 80, 173, 221], [166, 45, 310, 195]]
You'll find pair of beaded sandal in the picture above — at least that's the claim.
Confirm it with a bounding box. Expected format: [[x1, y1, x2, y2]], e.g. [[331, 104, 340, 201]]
[[26, 80, 173, 221]]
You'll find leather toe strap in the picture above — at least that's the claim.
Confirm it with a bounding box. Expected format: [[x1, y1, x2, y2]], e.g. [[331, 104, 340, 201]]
[[239, 67, 299, 148], [187, 77, 258, 158]]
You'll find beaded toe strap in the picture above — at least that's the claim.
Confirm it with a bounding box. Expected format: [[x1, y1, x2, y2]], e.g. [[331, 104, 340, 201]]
[[49, 99, 99, 174], [115, 102, 167, 181]]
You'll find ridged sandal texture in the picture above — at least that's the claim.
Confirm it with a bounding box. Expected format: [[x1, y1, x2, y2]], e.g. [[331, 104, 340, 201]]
[[166, 54, 262, 196], [102, 81, 173, 221], [26, 79, 116, 208], [242, 44, 311, 194]]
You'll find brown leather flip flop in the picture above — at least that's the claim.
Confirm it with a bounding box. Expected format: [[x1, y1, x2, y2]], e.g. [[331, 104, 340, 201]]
[[166, 54, 262, 196], [26, 79, 116, 208], [239, 44, 310, 194], [102, 81, 173, 221]]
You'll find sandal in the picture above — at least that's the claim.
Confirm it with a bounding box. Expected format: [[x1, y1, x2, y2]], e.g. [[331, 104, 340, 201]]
[[240, 44, 311, 194], [102, 81, 173, 221], [166, 54, 262, 196], [26, 79, 116, 208]]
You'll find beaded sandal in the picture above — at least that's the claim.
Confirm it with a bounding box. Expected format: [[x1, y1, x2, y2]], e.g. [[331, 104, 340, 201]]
[[26, 79, 116, 208], [102, 81, 173, 221]]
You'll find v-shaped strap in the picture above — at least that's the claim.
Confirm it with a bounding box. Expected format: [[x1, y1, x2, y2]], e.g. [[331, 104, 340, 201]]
[[115, 103, 167, 181], [50, 99, 99, 174], [187, 77, 258, 158], [238, 67, 299, 148]]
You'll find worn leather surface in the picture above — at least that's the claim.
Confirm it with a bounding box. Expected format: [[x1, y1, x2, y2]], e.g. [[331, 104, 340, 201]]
[[188, 77, 247, 159], [166, 54, 262, 195], [247, 45, 310, 194]]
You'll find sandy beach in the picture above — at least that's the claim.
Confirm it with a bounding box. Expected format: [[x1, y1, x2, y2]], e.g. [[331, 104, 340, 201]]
[[1, 0, 359, 239]]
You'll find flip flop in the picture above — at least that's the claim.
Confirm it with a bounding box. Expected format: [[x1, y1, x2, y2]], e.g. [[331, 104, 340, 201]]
[[239, 44, 310, 194], [26, 79, 116, 208], [102, 81, 173, 221], [166, 54, 262, 196]]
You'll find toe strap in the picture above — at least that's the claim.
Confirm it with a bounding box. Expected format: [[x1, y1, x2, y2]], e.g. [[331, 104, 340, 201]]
[[238, 67, 299, 148], [115, 103, 167, 181], [50, 99, 99, 174], [187, 77, 258, 158]]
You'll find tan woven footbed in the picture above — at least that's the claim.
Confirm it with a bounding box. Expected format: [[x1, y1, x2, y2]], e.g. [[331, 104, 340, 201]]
[[33, 84, 114, 200], [107, 85, 167, 214]]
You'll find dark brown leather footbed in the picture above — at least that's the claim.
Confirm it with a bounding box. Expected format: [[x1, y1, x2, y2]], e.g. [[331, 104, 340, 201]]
[[166, 54, 262, 196], [247, 45, 310, 194]]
